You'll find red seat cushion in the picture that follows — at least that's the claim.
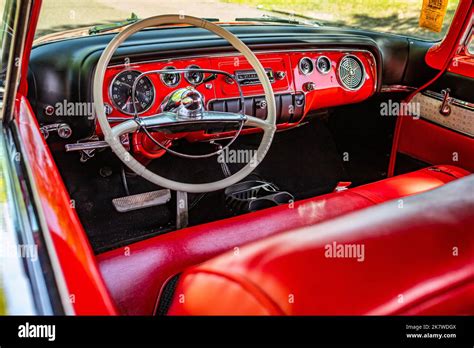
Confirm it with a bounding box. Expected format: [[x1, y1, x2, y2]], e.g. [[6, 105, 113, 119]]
[[168, 174, 474, 315], [97, 165, 469, 315]]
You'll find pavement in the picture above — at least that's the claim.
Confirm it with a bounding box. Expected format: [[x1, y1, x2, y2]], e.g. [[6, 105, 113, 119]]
[[96, 0, 266, 21], [36, 0, 267, 37]]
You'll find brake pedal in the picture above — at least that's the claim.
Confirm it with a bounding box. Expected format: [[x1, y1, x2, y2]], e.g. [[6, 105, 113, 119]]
[[112, 189, 171, 212]]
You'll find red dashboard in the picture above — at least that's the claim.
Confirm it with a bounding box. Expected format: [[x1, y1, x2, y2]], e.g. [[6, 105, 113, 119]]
[[102, 50, 377, 159]]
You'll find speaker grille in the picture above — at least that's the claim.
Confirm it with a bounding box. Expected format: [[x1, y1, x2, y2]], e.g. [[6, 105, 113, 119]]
[[298, 57, 314, 75], [338, 56, 364, 90]]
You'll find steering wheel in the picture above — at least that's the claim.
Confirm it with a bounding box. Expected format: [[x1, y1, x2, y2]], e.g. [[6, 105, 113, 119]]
[[93, 15, 276, 193]]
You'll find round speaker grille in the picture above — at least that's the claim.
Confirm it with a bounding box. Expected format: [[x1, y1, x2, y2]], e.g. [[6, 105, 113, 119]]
[[338, 56, 364, 90]]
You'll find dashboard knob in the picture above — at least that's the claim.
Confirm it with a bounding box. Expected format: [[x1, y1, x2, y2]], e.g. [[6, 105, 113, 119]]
[[40, 127, 50, 139], [275, 71, 286, 80], [256, 100, 267, 109], [57, 124, 72, 139], [304, 82, 316, 91]]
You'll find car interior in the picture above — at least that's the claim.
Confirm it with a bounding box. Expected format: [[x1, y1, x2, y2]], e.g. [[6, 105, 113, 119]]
[[24, 8, 474, 315]]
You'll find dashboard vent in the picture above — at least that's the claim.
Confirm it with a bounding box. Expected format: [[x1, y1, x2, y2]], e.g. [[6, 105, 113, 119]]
[[338, 56, 365, 90]]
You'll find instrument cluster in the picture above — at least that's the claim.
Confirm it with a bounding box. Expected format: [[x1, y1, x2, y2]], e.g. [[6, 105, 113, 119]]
[[103, 50, 377, 124]]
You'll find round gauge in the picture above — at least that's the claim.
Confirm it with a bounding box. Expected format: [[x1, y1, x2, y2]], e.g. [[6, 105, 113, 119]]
[[316, 56, 331, 74], [298, 57, 314, 75], [109, 70, 155, 115], [160, 66, 181, 87], [184, 65, 204, 85]]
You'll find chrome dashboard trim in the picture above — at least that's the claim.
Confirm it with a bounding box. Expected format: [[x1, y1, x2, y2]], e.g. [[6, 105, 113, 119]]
[[205, 91, 302, 110], [105, 48, 378, 118], [65, 140, 111, 152], [107, 48, 377, 69], [380, 85, 417, 93], [106, 48, 378, 92]]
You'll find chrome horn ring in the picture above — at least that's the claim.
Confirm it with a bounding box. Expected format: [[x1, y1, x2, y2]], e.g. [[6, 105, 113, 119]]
[[130, 68, 246, 159]]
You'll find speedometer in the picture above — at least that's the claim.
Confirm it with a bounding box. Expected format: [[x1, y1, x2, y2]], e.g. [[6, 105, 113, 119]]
[[109, 70, 155, 115]]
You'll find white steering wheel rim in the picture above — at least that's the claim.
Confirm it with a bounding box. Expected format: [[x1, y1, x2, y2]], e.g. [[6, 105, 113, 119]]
[[93, 15, 276, 193]]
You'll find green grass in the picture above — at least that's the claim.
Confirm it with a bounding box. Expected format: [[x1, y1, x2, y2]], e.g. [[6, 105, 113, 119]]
[[222, 0, 461, 40]]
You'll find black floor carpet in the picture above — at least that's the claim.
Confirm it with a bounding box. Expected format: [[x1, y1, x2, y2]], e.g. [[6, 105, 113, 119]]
[[53, 118, 346, 253]]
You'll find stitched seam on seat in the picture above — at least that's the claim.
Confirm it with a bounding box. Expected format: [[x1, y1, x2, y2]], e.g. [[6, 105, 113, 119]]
[[182, 268, 287, 315]]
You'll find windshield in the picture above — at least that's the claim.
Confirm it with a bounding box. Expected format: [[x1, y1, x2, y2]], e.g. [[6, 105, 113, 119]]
[[36, 0, 460, 42]]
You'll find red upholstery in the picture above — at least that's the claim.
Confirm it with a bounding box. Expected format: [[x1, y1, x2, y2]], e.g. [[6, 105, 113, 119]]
[[97, 165, 469, 315], [168, 174, 474, 315]]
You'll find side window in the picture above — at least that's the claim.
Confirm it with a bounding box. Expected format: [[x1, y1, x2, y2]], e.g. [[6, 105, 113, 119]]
[[0, 0, 15, 107]]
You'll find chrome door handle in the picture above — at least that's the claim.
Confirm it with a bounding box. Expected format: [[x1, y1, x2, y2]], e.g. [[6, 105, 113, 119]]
[[439, 88, 452, 116]]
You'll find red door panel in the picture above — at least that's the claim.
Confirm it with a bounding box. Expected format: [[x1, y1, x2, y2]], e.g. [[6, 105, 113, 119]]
[[398, 117, 474, 172], [15, 95, 117, 315]]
